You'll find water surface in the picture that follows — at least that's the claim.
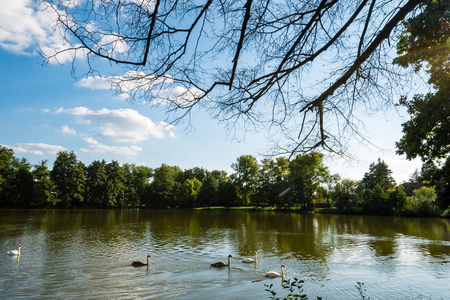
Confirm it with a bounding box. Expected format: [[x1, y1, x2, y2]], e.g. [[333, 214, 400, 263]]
[[1, 209, 449, 299]]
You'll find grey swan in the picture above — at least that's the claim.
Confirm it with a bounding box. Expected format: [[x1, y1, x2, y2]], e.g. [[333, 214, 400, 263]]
[[262, 264, 286, 278], [241, 251, 257, 263], [211, 254, 233, 267], [7, 245, 22, 256], [132, 255, 151, 267]]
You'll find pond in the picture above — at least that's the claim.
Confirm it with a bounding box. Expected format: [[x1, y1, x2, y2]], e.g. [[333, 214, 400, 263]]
[[1, 209, 449, 299]]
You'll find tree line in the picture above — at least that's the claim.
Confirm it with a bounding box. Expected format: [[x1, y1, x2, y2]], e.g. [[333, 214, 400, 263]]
[[0, 146, 448, 217]]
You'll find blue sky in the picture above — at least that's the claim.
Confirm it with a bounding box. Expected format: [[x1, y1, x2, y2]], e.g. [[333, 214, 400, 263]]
[[0, 0, 422, 183]]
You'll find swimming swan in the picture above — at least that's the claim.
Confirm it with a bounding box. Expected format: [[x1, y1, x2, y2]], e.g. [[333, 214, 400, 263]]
[[241, 251, 257, 263], [211, 254, 233, 267], [262, 264, 286, 278], [7, 245, 22, 256], [132, 255, 151, 267]]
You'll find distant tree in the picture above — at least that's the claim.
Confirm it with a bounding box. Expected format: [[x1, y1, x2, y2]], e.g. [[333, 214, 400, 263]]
[[253, 157, 289, 207], [104, 161, 127, 207], [180, 178, 202, 208], [362, 184, 393, 214], [319, 173, 341, 204], [403, 186, 438, 216], [51, 151, 85, 207], [0, 146, 18, 206], [32, 160, 57, 207], [197, 170, 228, 207], [231, 155, 259, 206], [11, 158, 34, 207], [217, 180, 239, 207], [183, 167, 207, 183], [148, 164, 182, 208], [122, 164, 153, 207], [288, 152, 328, 209], [85, 160, 108, 207], [361, 158, 396, 190], [332, 179, 361, 212], [392, 185, 409, 214]]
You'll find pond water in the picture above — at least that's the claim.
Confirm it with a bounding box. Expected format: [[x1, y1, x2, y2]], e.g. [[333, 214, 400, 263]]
[[1, 209, 449, 299]]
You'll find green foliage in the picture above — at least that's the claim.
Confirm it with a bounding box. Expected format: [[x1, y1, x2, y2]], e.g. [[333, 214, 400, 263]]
[[32, 161, 57, 207], [401, 186, 437, 216], [0, 147, 22, 206], [332, 179, 361, 212], [264, 277, 321, 300], [122, 164, 153, 207], [179, 178, 202, 208], [231, 155, 259, 206], [148, 164, 183, 208], [104, 161, 127, 207], [85, 160, 107, 207], [362, 184, 393, 215], [288, 153, 329, 210], [197, 170, 228, 207], [217, 180, 239, 207], [361, 159, 396, 190], [253, 157, 290, 208], [0, 144, 448, 216], [395, 1, 450, 162], [51, 151, 85, 207]]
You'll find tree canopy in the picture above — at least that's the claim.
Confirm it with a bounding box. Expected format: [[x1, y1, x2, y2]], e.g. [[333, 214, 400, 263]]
[[395, 0, 450, 162], [38, 0, 429, 156]]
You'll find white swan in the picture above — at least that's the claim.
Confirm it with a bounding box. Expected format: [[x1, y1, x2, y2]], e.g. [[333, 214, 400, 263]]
[[241, 251, 257, 263], [262, 264, 286, 278], [211, 254, 233, 267], [132, 255, 151, 267], [7, 245, 21, 256]]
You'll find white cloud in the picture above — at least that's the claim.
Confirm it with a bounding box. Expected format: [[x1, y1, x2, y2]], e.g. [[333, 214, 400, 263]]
[[0, 0, 88, 63], [2, 143, 67, 155], [76, 71, 202, 105], [76, 76, 114, 90], [0, 1, 58, 56], [61, 125, 76, 135], [151, 86, 203, 105], [56, 107, 175, 142], [82, 137, 142, 157]]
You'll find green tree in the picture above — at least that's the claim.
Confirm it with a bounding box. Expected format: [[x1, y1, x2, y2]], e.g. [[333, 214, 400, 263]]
[[51, 151, 85, 207], [197, 170, 228, 207], [253, 157, 290, 207], [288, 152, 328, 210], [180, 178, 202, 208], [395, 1, 450, 162], [402, 186, 437, 216], [123, 164, 153, 207], [32, 160, 57, 207], [362, 184, 393, 214], [394, 2, 450, 208], [148, 164, 182, 208], [85, 160, 108, 207], [0, 147, 19, 206], [104, 161, 127, 207], [332, 179, 361, 212], [361, 159, 396, 190], [217, 180, 239, 207], [231, 155, 259, 206]]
